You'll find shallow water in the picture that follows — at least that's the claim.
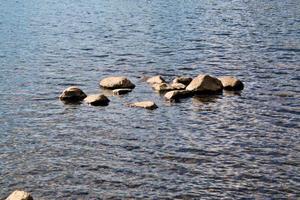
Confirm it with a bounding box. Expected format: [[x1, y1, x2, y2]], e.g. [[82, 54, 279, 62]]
[[0, 0, 299, 199]]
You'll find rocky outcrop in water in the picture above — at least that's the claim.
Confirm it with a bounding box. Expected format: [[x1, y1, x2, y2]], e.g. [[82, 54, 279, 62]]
[[151, 83, 173, 92], [186, 74, 223, 94], [59, 86, 87, 102], [5, 190, 33, 200], [99, 76, 135, 89], [129, 101, 158, 110], [218, 76, 244, 90], [84, 94, 110, 106]]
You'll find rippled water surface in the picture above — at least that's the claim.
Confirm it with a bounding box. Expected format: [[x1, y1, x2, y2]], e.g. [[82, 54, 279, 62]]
[[1, 0, 300, 199]]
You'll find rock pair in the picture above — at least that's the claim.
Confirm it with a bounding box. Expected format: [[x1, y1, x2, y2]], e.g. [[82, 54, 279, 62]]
[[5, 190, 33, 200]]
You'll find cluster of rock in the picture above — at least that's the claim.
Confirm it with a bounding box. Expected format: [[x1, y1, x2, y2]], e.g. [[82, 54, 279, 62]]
[[59, 74, 244, 110]]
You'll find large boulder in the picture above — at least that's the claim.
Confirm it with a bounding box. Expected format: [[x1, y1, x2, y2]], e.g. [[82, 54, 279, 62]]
[[129, 101, 158, 110], [164, 90, 193, 101], [99, 76, 135, 89], [84, 94, 110, 106], [146, 75, 166, 84], [186, 74, 223, 94], [172, 76, 192, 86], [59, 86, 87, 102], [6, 190, 33, 200], [218, 76, 244, 90]]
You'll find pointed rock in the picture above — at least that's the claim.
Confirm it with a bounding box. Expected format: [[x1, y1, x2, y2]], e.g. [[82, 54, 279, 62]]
[[218, 76, 244, 90], [152, 83, 173, 92], [59, 86, 87, 102], [99, 76, 135, 89], [186, 74, 223, 94], [6, 190, 33, 200], [84, 94, 110, 106]]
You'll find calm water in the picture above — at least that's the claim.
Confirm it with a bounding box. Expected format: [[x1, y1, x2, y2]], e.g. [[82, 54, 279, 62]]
[[0, 0, 299, 199]]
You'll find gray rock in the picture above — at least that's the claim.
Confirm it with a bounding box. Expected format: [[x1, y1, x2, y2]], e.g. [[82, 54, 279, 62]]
[[99, 76, 135, 89], [218, 76, 244, 90], [129, 101, 158, 110], [6, 190, 33, 200], [146, 75, 166, 84], [59, 86, 87, 102], [186, 74, 223, 94], [84, 94, 110, 106], [164, 90, 193, 101], [172, 76, 192, 86], [113, 88, 132, 95]]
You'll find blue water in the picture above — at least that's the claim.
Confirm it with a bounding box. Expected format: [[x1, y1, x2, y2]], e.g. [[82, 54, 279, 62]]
[[0, 0, 299, 199]]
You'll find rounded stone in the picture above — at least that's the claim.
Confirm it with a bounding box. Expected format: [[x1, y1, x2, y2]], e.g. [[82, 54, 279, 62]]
[[186, 74, 223, 94], [84, 94, 110, 106], [129, 101, 158, 110], [218, 76, 244, 90], [146, 75, 166, 84], [99, 76, 135, 89], [59, 86, 87, 102]]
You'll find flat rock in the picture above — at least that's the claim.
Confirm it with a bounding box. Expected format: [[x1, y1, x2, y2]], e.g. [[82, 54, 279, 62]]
[[186, 74, 223, 94], [146, 75, 166, 84], [113, 88, 132, 95], [152, 83, 173, 92], [164, 90, 193, 101], [218, 76, 244, 90], [172, 76, 192, 86], [84, 94, 110, 106], [6, 190, 33, 200], [59, 86, 87, 102], [99, 76, 135, 89], [129, 101, 158, 110]]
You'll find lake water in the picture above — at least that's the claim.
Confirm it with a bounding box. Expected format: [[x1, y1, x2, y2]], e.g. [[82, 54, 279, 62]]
[[0, 0, 299, 199]]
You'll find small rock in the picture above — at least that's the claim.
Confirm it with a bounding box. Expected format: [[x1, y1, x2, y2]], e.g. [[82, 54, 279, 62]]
[[146, 75, 166, 84], [164, 90, 193, 101], [129, 101, 158, 110], [172, 76, 192, 86], [99, 76, 135, 89], [152, 83, 173, 92], [84, 94, 110, 106], [170, 82, 186, 90], [186, 74, 223, 94], [59, 86, 87, 102], [218, 76, 244, 90], [6, 190, 33, 200], [113, 88, 132, 95]]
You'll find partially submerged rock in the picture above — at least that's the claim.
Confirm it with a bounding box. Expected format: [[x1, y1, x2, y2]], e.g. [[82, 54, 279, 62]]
[[6, 190, 33, 200], [170, 82, 186, 90], [59, 86, 87, 102], [164, 90, 193, 101], [99, 76, 135, 89], [186, 74, 223, 94], [129, 101, 158, 110], [172, 76, 192, 86], [218, 76, 244, 91], [152, 83, 173, 92], [84, 94, 110, 106], [113, 88, 132, 95], [146, 75, 166, 84]]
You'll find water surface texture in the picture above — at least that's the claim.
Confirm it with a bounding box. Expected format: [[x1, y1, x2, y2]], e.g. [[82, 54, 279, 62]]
[[0, 0, 300, 199]]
